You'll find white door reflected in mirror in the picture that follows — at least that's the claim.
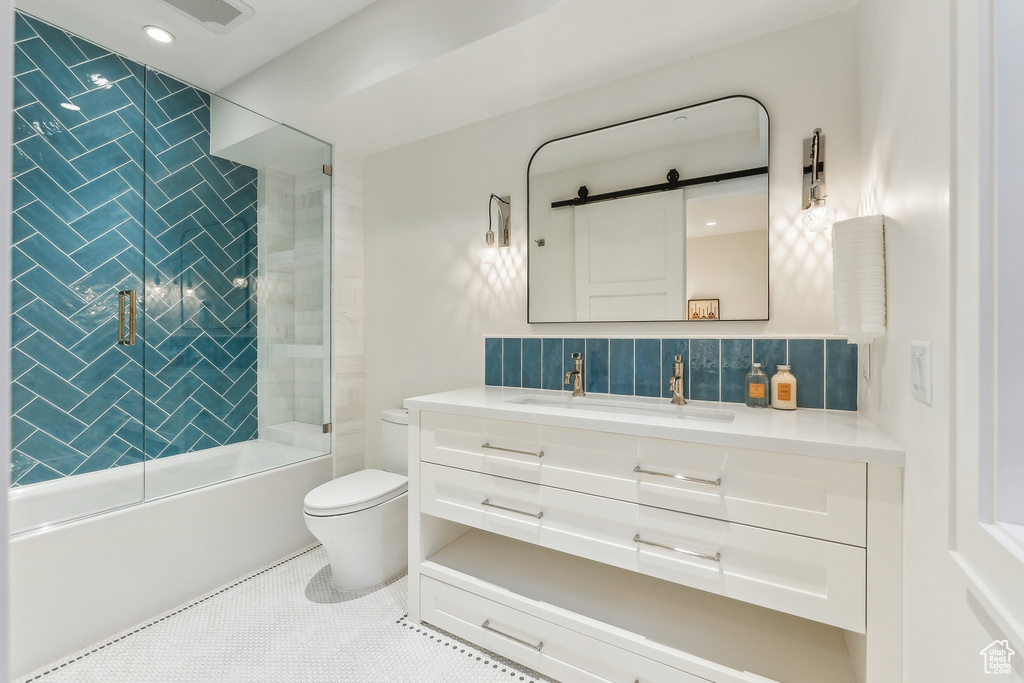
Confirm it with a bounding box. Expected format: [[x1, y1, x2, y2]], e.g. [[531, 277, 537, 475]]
[[528, 96, 769, 323]]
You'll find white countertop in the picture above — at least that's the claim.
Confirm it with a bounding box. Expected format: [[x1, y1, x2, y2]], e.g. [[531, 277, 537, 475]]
[[406, 386, 904, 467]]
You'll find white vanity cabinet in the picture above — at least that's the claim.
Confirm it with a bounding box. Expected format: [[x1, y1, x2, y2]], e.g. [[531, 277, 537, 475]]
[[407, 388, 904, 683]]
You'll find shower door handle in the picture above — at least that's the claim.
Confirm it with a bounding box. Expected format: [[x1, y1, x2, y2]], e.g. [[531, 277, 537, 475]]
[[118, 289, 137, 345]]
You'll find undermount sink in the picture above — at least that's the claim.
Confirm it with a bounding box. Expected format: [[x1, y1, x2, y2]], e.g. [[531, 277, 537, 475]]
[[505, 394, 735, 422]]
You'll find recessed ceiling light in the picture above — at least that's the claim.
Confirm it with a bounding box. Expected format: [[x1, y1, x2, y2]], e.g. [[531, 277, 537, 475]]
[[706, 221, 717, 226], [144, 25, 175, 43], [674, 115, 688, 123], [60, 102, 81, 111]]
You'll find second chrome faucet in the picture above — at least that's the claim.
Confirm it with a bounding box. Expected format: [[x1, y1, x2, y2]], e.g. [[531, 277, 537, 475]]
[[564, 352, 584, 396], [669, 354, 686, 405]]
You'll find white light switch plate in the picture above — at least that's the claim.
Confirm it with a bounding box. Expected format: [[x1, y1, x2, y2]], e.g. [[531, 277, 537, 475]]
[[910, 341, 932, 405]]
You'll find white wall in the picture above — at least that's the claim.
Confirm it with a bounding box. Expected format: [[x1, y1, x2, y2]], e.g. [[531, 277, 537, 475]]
[[331, 148, 367, 477], [857, 0, 1022, 680], [362, 11, 860, 465]]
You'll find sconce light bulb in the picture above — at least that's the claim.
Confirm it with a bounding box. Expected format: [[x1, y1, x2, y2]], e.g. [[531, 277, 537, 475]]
[[481, 226, 499, 265], [802, 202, 835, 233]]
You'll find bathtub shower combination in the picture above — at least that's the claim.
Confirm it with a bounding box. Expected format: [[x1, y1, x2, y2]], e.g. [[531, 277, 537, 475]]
[[9, 11, 333, 534]]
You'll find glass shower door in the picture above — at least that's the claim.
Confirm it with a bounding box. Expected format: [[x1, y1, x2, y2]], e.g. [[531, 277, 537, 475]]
[[9, 13, 146, 531], [142, 69, 332, 500], [141, 69, 260, 499]]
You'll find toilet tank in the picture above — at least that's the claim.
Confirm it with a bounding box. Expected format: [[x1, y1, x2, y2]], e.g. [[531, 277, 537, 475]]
[[380, 408, 409, 475]]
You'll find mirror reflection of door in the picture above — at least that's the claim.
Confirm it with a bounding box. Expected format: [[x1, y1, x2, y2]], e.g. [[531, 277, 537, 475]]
[[528, 96, 769, 323], [573, 192, 684, 321]]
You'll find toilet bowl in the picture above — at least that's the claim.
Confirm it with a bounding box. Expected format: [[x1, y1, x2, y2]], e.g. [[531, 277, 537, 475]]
[[303, 408, 409, 591]]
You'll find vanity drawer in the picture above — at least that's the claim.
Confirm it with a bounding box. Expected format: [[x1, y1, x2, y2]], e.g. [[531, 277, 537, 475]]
[[420, 411, 638, 501], [636, 436, 867, 546], [421, 463, 866, 632], [420, 462, 637, 569], [632, 504, 866, 633], [421, 411, 867, 546], [421, 575, 710, 683]]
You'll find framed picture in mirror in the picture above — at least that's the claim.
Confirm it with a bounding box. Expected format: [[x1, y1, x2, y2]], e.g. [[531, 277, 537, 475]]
[[687, 298, 720, 320]]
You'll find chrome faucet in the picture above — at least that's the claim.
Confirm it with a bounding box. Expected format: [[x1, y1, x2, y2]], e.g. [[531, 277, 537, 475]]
[[564, 352, 585, 397], [669, 354, 686, 405]]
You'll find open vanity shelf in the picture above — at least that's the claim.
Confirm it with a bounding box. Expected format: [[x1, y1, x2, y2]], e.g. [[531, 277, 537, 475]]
[[424, 529, 854, 683], [407, 387, 905, 683]]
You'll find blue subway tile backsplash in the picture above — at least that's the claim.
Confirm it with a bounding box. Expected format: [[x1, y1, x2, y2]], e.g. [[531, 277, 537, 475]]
[[584, 338, 609, 394], [609, 339, 635, 396], [720, 339, 753, 404], [484, 336, 859, 411], [634, 338, 661, 398], [484, 337, 503, 386], [541, 337, 563, 391], [826, 339, 859, 411], [689, 339, 721, 402], [501, 338, 522, 387], [522, 337, 542, 389], [788, 339, 825, 409], [753, 338, 788, 379]]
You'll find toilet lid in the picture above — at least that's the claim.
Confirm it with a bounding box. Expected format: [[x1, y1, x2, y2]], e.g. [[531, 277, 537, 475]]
[[303, 469, 408, 516]]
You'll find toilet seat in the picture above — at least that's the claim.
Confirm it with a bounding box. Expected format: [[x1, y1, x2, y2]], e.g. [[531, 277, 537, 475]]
[[303, 469, 408, 517]]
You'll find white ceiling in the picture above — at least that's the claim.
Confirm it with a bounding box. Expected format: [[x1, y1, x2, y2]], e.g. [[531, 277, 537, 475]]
[[13, 0, 381, 92], [15, 0, 858, 155], [687, 192, 769, 238]]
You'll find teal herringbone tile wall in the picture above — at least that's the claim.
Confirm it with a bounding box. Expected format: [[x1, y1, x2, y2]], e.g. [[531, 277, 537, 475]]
[[10, 13, 258, 486], [141, 70, 258, 460]]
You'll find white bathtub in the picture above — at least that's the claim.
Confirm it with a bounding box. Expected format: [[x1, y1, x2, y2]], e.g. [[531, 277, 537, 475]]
[[8, 441, 334, 678], [9, 438, 327, 535]]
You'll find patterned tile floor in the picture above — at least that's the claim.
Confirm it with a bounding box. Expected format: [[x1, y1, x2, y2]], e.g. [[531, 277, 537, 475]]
[[16, 545, 552, 683]]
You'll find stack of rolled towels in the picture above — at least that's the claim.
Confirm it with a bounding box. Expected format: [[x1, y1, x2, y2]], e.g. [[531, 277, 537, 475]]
[[832, 214, 886, 344]]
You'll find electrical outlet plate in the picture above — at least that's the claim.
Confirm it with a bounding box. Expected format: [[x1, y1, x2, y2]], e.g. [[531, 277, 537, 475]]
[[910, 341, 932, 405]]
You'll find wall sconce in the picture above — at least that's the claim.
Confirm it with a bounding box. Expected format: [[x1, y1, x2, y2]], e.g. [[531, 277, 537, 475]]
[[481, 194, 510, 265], [801, 127, 835, 233]]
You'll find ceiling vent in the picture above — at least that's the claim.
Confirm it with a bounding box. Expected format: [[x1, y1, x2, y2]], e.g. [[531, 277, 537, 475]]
[[159, 0, 255, 34]]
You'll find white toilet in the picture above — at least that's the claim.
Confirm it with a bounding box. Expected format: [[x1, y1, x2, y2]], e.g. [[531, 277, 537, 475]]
[[303, 408, 409, 591]]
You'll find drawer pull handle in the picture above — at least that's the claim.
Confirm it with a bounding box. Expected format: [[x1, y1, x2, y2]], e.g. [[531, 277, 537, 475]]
[[481, 442, 544, 458], [633, 534, 721, 563], [481, 620, 544, 651], [634, 466, 721, 487], [481, 499, 544, 519]]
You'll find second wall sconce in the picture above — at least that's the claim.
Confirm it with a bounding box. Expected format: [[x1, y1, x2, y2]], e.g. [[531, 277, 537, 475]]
[[481, 194, 510, 265], [801, 128, 835, 233]]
